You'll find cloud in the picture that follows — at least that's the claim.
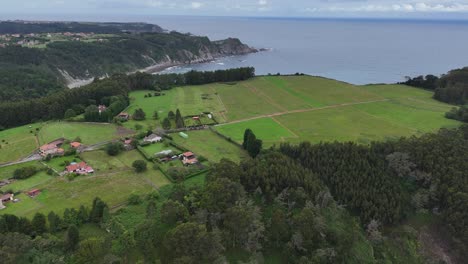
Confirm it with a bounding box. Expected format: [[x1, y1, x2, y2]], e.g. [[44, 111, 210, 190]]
[[190, 2, 203, 9], [2, 0, 468, 18]]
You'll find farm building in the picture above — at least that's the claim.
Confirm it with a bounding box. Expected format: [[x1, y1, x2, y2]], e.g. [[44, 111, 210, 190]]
[[66, 162, 94, 175], [182, 152, 198, 165], [70, 142, 81, 148], [0, 179, 10, 187], [117, 112, 130, 120], [27, 189, 41, 197], [98, 105, 107, 114], [39, 138, 65, 157], [143, 134, 163, 143], [1, 193, 14, 203]]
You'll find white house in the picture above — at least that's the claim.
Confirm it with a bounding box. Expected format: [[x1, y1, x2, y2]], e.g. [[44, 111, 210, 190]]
[[143, 134, 163, 143]]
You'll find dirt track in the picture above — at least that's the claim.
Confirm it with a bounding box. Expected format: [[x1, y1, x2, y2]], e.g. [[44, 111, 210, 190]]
[[218, 99, 390, 126]]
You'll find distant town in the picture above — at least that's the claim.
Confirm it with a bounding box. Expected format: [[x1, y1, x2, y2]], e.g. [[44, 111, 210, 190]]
[[0, 32, 108, 48]]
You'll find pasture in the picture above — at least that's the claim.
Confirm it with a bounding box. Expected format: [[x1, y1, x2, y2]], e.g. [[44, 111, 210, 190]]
[[37, 122, 129, 145], [215, 118, 297, 147], [0, 123, 41, 163], [171, 130, 248, 163], [210, 76, 460, 145], [0, 149, 169, 217]]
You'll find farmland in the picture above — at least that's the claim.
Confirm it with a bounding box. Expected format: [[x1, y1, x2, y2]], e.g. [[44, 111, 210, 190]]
[[211, 76, 459, 145], [171, 130, 248, 163], [0, 74, 461, 218], [123, 75, 459, 147], [37, 121, 130, 145], [0, 149, 169, 217], [0, 123, 41, 163]]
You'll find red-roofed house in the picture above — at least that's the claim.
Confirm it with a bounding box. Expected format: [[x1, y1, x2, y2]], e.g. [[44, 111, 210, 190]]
[[27, 189, 41, 197], [39, 139, 65, 157], [70, 142, 81, 148], [182, 152, 198, 165], [66, 162, 94, 175], [1, 193, 14, 203]]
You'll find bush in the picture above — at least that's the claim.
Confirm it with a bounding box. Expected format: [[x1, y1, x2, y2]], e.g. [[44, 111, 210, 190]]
[[13, 166, 37, 179], [146, 190, 160, 200], [64, 149, 77, 156], [106, 142, 124, 156], [128, 194, 142, 205], [46, 169, 54, 175], [132, 160, 147, 173], [198, 155, 207, 163], [66, 174, 77, 181]]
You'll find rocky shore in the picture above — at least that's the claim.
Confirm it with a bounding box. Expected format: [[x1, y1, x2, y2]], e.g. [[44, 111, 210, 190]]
[[67, 37, 257, 88]]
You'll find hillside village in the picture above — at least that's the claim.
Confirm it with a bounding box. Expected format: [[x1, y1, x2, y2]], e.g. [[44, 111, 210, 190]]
[[0, 32, 107, 48]]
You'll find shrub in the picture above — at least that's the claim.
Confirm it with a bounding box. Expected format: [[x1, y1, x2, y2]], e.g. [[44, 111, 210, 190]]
[[13, 166, 37, 179], [146, 190, 160, 200], [128, 194, 142, 205], [132, 160, 147, 173], [106, 142, 124, 156]]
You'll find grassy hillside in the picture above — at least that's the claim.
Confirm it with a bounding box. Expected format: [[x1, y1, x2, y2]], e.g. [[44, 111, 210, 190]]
[[126, 75, 459, 146]]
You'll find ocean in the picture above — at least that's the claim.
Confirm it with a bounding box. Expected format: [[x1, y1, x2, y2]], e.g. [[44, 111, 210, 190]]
[[151, 16, 468, 84], [4, 14, 468, 84]]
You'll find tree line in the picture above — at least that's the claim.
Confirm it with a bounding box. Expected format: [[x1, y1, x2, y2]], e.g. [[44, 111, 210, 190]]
[[1, 125, 467, 262], [402, 67, 468, 105], [280, 125, 468, 257], [0, 67, 255, 129]]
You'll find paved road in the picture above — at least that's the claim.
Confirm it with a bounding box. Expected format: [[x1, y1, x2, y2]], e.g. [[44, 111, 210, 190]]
[[0, 153, 42, 168], [0, 139, 117, 168]]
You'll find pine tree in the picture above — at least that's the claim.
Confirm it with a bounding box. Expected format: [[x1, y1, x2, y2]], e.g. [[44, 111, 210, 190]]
[[47, 211, 61, 233], [162, 117, 171, 130], [175, 109, 185, 128], [31, 213, 47, 235], [65, 225, 80, 251]]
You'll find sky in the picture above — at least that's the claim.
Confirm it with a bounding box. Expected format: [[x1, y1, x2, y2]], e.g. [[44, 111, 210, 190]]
[[1, 0, 468, 20]]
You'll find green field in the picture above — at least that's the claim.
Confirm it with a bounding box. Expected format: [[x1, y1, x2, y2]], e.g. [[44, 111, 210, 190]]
[[0, 150, 169, 217], [171, 130, 248, 163], [215, 118, 297, 146], [124, 85, 226, 130], [0, 123, 41, 163], [139, 143, 181, 158], [210, 76, 460, 145], [0, 161, 51, 193], [38, 122, 131, 145]]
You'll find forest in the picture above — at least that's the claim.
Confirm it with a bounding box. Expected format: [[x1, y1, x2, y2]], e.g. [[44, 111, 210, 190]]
[[0, 22, 255, 102], [0, 125, 466, 263], [0, 67, 255, 129], [403, 67, 468, 105]]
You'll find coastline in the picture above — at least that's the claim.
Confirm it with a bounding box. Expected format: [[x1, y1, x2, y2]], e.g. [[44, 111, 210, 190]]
[[66, 51, 258, 89]]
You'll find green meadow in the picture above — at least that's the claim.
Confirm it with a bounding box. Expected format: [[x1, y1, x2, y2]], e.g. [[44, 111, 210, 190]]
[[171, 129, 248, 163], [0, 149, 169, 217], [215, 117, 297, 147], [0, 75, 461, 219], [37, 121, 129, 145], [210, 76, 459, 145], [0, 123, 41, 163]]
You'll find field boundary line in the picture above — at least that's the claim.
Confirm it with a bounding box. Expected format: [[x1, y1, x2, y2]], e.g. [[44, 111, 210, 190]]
[[211, 86, 229, 121], [352, 107, 420, 133], [243, 82, 288, 112], [271, 117, 299, 139], [218, 99, 390, 126]]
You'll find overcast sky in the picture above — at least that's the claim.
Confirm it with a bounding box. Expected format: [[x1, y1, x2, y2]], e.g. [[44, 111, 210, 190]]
[[1, 0, 468, 20]]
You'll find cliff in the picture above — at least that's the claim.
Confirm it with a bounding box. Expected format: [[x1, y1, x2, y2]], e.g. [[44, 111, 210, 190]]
[[0, 22, 257, 98]]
